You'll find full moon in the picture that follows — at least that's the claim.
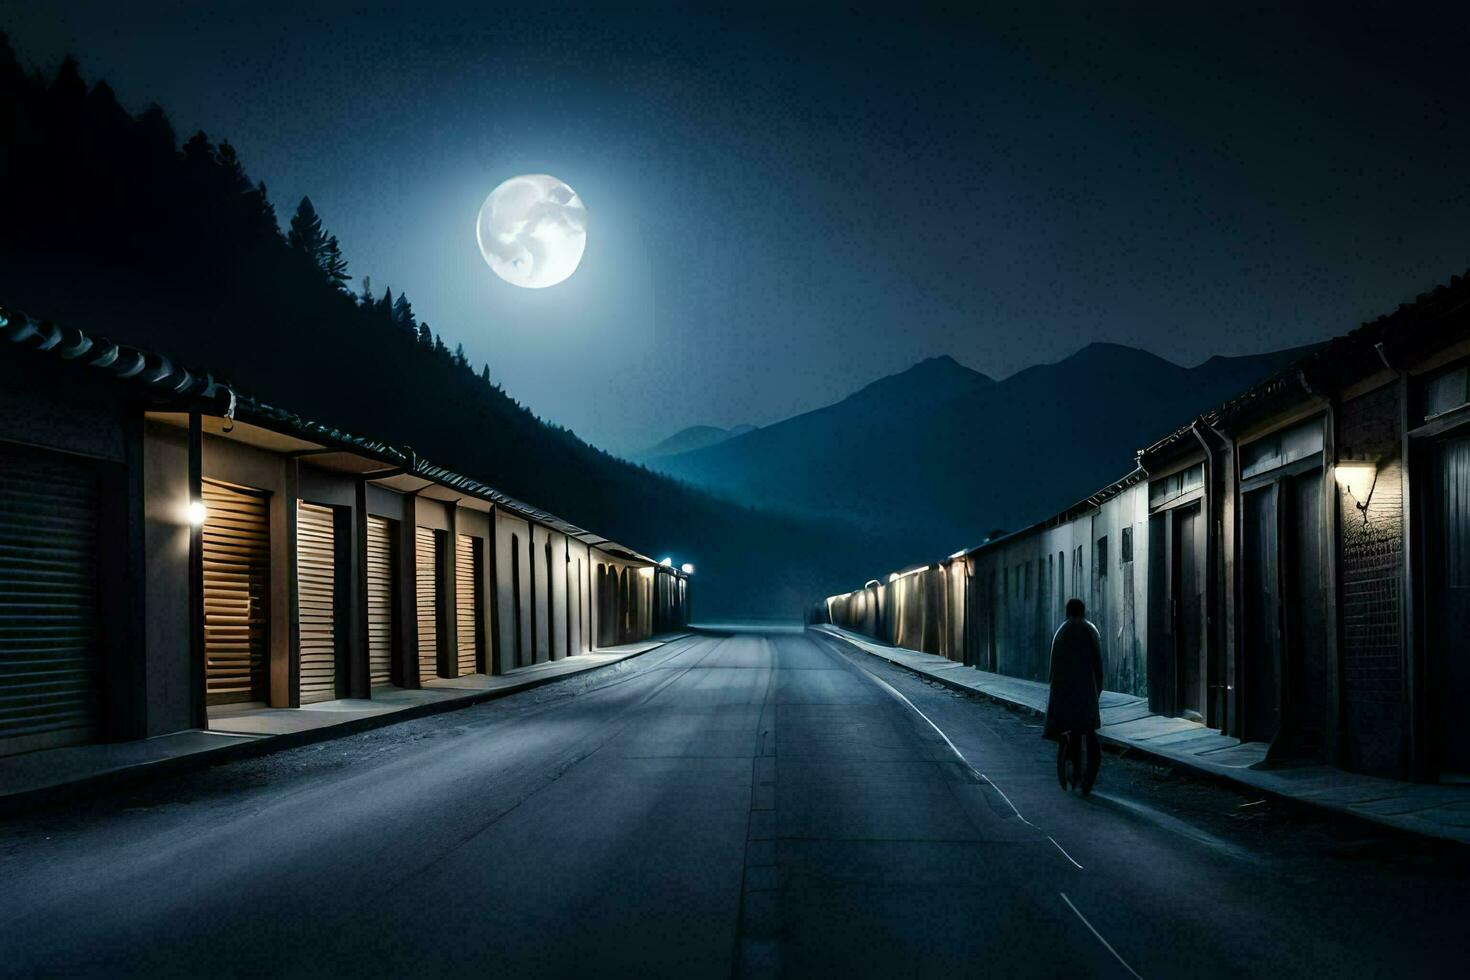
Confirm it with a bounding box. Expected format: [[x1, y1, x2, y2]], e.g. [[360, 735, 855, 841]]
[[476, 174, 587, 289]]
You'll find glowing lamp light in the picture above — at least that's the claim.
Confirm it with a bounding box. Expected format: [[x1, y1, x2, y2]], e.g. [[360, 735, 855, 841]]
[[680, 563, 695, 574], [659, 557, 673, 567], [888, 572, 900, 583], [1335, 460, 1378, 512], [187, 500, 208, 527]]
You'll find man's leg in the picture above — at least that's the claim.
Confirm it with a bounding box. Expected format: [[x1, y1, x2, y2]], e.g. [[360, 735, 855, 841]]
[[1056, 735, 1071, 789], [1081, 731, 1101, 793], [1067, 730, 1083, 788]]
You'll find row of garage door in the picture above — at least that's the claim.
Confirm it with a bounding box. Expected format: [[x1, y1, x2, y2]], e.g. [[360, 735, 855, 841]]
[[198, 483, 493, 706], [1, 444, 656, 756], [200, 483, 630, 708]]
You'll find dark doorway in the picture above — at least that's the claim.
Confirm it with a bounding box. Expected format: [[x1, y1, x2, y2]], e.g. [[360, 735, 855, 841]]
[[1242, 486, 1281, 744], [544, 541, 554, 661], [1174, 502, 1206, 722], [1429, 435, 1470, 774], [510, 533, 524, 668], [1282, 469, 1328, 759]]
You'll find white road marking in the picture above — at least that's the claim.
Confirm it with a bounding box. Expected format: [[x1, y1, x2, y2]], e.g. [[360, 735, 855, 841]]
[[831, 638, 1085, 866], [1048, 835, 1085, 870], [1060, 891, 1143, 979]]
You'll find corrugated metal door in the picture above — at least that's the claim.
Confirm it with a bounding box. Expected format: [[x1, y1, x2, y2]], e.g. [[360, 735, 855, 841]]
[[202, 480, 270, 705], [366, 516, 394, 687], [416, 526, 439, 684], [297, 502, 337, 704], [456, 534, 480, 675], [0, 444, 101, 755]]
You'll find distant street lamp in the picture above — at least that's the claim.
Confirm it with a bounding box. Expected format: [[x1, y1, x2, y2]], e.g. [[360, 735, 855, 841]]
[[680, 563, 695, 574]]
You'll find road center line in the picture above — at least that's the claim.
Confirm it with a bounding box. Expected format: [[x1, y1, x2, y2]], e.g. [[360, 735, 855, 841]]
[[1059, 891, 1143, 979], [1048, 836, 1085, 869], [827, 638, 1084, 866]]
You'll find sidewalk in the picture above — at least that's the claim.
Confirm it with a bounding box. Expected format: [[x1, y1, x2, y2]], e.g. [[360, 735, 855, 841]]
[[0, 634, 691, 814], [815, 624, 1470, 845]]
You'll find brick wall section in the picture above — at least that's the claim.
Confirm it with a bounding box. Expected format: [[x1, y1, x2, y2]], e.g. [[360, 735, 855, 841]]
[[1337, 383, 1407, 776]]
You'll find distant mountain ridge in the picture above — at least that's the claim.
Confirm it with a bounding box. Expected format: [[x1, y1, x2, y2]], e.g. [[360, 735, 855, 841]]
[[646, 341, 1314, 565], [639, 423, 758, 460]]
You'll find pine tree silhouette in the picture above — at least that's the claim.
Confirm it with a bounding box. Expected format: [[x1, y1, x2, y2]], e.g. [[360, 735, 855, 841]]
[[323, 234, 349, 287], [288, 197, 350, 288], [392, 292, 416, 334], [288, 197, 328, 257]]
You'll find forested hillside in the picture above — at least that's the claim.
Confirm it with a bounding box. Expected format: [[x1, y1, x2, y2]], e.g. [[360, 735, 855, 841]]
[[0, 40, 866, 619]]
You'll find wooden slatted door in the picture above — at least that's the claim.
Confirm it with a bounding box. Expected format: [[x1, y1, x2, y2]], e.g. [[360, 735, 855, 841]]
[[456, 535, 481, 675], [0, 444, 101, 756], [202, 481, 270, 705], [297, 502, 338, 704], [416, 527, 440, 684], [366, 516, 395, 687]]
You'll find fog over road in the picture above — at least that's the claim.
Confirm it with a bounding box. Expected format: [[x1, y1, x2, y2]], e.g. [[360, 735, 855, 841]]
[[1, 631, 1464, 977]]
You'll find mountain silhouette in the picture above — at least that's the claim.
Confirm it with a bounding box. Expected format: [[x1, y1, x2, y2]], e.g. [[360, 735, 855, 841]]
[[648, 342, 1312, 563], [638, 424, 758, 460]]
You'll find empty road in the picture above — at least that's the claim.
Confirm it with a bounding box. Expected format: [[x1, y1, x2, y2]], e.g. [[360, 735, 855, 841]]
[[1, 630, 1465, 977]]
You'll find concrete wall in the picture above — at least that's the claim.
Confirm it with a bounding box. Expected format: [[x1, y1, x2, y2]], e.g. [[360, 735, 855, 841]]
[[549, 531, 569, 660], [1090, 485, 1149, 696], [531, 523, 552, 664], [829, 481, 1151, 696], [142, 423, 192, 736], [567, 539, 591, 654], [494, 511, 532, 673], [0, 356, 129, 464]]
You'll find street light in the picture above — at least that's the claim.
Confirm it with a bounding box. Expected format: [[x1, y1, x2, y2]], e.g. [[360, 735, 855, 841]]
[[659, 556, 673, 566], [187, 500, 208, 527], [680, 563, 694, 574], [1335, 458, 1379, 523]]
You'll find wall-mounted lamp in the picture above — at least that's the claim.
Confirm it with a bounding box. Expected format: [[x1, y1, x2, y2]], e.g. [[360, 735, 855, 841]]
[[659, 556, 673, 566], [680, 563, 695, 574], [1334, 458, 1379, 523], [187, 500, 208, 527], [887, 572, 900, 583]]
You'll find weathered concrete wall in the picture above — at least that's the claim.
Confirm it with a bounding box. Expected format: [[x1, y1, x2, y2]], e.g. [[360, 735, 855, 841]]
[[142, 423, 192, 736], [494, 511, 531, 672]]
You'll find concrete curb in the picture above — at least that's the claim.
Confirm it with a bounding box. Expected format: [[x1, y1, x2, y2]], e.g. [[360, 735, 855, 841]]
[[0, 635, 691, 817], [810, 626, 1468, 846]]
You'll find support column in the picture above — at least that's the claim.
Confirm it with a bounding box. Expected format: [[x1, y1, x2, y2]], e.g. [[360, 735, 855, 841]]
[[187, 410, 206, 730]]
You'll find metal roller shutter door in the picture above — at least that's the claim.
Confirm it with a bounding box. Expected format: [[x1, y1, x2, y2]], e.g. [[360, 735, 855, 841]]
[[202, 481, 270, 705], [366, 516, 394, 687], [456, 535, 480, 675], [416, 527, 439, 684], [297, 502, 337, 704], [0, 445, 101, 755]]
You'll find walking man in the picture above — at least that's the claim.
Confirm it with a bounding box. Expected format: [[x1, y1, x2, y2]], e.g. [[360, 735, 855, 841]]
[[1043, 597, 1104, 796]]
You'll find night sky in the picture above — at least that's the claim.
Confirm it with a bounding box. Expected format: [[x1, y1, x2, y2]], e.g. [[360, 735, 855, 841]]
[[5, 2, 1469, 452]]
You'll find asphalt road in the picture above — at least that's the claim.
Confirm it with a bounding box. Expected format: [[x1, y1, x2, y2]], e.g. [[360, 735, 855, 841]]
[[1, 630, 1466, 978]]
